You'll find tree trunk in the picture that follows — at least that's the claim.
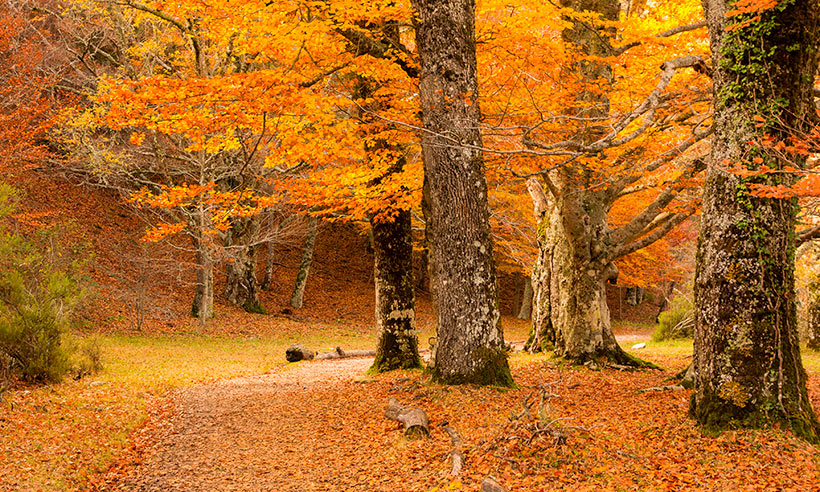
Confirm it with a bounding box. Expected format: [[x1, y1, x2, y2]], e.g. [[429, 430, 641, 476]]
[[526, 221, 554, 352], [419, 173, 435, 296], [224, 217, 264, 313], [290, 216, 318, 309], [517, 276, 533, 320], [261, 238, 275, 291], [548, 203, 636, 365], [371, 210, 422, 372], [526, 180, 554, 353], [807, 285, 820, 351], [412, 0, 511, 386], [655, 281, 675, 323], [692, 0, 820, 441], [528, 0, 647, 367], [190, 233, 213, 319]]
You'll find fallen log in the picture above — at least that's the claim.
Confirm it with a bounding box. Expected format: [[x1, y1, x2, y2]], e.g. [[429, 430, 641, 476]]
[[482, 477, 508, 492], [315, 347, 377, 360], [285, 345, 376, 362], [285, 344, 315, 362], [384, 397, 429, 439], [443, 425, 464, 476]]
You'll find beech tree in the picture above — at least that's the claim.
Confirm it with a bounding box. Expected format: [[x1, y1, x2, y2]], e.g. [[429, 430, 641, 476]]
[[478, 0, 710, 363], [691, 0, 820, 440], [413, 0, 512, 385]]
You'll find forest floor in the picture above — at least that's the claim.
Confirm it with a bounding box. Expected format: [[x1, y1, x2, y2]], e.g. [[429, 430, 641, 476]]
[[85, 337, 820, 492], [3, 320, 820, 491]]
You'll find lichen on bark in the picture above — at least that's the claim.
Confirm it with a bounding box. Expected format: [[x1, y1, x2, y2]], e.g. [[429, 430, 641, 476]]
[[691, 0, 820, 442]]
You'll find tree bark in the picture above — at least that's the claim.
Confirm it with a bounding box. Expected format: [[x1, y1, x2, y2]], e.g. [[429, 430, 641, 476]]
[[517, 277, 533, 320], [524, 0, 658, 367], [807, 285, 820, 351], [547, 202, 637, 365], [290, 216, 318, 309], [412, 0, 512, 386], [692, 0, 820, 441], [190, 231, 213, 319], [371, 210, 422, 372], [384, 397, 430, 439], [261, 236, 275, 291], [526, 181, 555, 353], [224, 217, 264, 313]]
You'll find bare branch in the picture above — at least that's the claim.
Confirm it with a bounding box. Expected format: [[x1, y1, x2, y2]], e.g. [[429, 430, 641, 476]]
[[797, 224, 820, 246], [610, 212, 691, 260], [614, 20, 708, 56]]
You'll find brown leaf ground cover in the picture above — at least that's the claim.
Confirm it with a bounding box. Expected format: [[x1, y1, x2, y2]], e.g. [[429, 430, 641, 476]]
[[91, 351, 820, 492]]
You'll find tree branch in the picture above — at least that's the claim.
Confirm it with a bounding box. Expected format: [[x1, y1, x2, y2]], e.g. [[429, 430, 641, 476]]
[[607, 158, 705, 249], [610, 212, 691, 260], [614, 20, 708, 56], [797, 224, 820, 246]]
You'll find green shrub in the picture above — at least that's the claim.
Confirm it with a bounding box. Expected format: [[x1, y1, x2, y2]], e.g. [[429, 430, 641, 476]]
[[0, 184, 92, 383], [653, 294, 694, 341]]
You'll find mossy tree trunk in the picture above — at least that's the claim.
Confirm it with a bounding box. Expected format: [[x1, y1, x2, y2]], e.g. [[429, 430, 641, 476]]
[[350, 66, 421, 372], [371, 210, 421, 371], [691, 0, 820, 441], [412, 0, 512, 386], [224, 217, 264, 314], [290, 216, 318, 309]]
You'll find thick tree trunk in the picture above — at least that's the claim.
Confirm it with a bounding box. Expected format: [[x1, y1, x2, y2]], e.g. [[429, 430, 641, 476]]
[[527, 212, 555, 353], [412, 0, 511, 386], [224, 217, 264, 313], [548, 203, 637, 365], [528, 0, 650, 367], [517, 277, 533, 320], [290, 216, 318, 309], [371, 210, 422, 372], [692, 0, 820, 440], [190, 234, 214, 319]]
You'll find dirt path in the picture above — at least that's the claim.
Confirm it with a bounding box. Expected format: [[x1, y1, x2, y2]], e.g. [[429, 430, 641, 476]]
[[110, 358, 377, 491]]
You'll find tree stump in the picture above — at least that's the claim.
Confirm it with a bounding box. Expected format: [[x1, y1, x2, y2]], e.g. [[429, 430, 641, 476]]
[[384, 397, 429, 439], [482, 477, 508, 492]]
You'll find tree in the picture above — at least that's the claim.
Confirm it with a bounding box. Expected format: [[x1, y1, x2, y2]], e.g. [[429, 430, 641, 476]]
[[0, 6, 54, 172], [479, 0, 710, 363], [412, 0, 512, 385], [691, 0, 820, 440], [57, 0, 363, 318]]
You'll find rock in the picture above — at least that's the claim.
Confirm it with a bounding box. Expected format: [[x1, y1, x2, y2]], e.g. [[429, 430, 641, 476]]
[[631, 342, 647, 349]]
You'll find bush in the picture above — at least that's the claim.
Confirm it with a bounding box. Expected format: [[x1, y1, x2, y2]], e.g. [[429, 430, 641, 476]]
[[653, 293, 694, 341], [0, 184, 93, 383]]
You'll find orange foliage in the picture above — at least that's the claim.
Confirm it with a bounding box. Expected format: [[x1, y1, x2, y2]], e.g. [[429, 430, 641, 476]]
[[0, 8, 57, 172]]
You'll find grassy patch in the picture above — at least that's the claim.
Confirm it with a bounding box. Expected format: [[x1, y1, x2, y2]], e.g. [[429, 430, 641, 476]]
[[0, 324, 381, 491]]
